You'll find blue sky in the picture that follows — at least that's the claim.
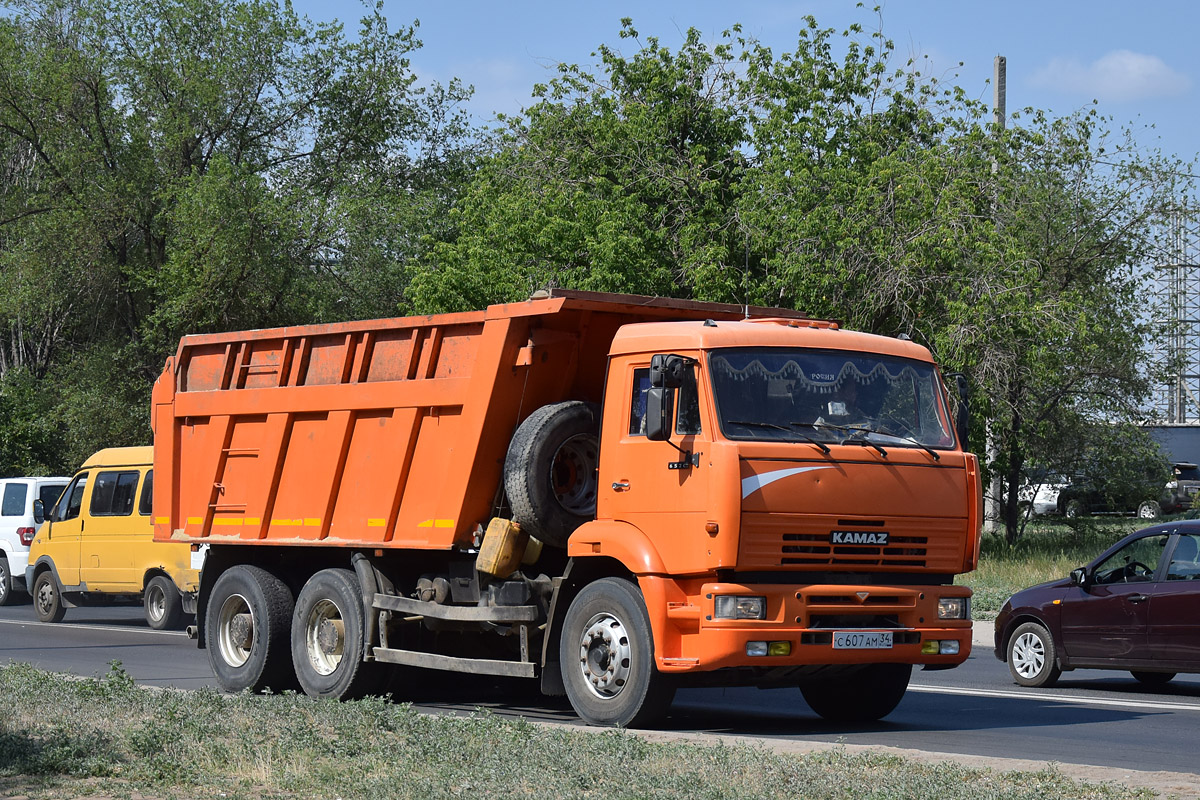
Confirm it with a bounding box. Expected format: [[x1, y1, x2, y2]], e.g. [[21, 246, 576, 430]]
[[292, 0, 1198, 165]]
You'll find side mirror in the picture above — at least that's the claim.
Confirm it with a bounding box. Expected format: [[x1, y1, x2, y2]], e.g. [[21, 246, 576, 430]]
[[33, 499, 45, 525], [950, 372, 969, 447], [645, 386, 671, 441], [1070, 567, 1089, 588], [649, 353, 689, 389]]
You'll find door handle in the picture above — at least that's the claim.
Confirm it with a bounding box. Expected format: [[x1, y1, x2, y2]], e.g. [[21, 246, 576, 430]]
[[611, 481, 630, 492], [1127, 594, 1149, 603]]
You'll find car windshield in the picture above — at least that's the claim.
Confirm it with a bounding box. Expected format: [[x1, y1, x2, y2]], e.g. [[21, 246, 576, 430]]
[[708, 348, 955, 448]]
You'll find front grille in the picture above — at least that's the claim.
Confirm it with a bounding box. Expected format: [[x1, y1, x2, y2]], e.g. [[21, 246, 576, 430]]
[[739, 513, 966, 572]]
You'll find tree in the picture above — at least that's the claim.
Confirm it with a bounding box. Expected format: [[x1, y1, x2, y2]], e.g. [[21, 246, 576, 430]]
[[0, 0, 474, 471]]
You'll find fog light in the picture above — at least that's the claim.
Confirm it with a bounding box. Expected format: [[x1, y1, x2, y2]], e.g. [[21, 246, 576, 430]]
[[768, 641, 791, 656], [921, 640, 940, 655], [938, 597, 969, 620], [746, 641, 768, 656], [715, 595, 767, 620], [939, 640, 960, 655]]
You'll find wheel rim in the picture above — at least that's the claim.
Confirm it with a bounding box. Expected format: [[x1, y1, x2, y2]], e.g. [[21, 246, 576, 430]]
[[1139, 503, 1158, 518], [1011, 631, 1046, 679], [304, 598, 345, 676], [551, 433, 599, 515], [0, 562, 8, 602], [577, 611, 632, 699], [147, 584, 166, 622], [216, 593, 255, 668]]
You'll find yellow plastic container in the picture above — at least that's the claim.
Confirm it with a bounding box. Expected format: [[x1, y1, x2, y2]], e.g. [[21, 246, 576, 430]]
[[476, 518, 528, 578]]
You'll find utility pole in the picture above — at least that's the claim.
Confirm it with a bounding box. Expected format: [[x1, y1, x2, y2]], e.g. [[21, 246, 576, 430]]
[[985, 54, 1006, 535]]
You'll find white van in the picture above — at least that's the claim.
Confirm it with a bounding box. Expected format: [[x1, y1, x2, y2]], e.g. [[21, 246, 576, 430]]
[[0, 477, 69, 605]]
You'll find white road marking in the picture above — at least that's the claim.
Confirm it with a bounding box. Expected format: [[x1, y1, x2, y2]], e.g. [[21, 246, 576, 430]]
[[0, 618, 186, 637], [910, 682, 1200, 712]]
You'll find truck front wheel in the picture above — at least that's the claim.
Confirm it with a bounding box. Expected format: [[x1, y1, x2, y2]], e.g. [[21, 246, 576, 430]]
[[206, 565, 294, 692], [291, 568, 378, 700], [800, 663, 911, 723], [560, 577, 674, 728]]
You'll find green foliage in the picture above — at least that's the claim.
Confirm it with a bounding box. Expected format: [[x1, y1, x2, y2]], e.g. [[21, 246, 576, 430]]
[[0, 661, 1154, 799]]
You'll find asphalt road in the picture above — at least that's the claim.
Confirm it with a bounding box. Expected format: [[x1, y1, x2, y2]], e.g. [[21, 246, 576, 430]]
[[3, 600, 1200, 778]]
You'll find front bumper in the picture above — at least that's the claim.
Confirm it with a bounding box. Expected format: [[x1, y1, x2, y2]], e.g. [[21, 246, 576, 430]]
[[642, 578, 973, 673]]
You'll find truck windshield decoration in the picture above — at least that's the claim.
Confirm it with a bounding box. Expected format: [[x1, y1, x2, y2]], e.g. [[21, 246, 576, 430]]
[[710, 349, 954, 449]]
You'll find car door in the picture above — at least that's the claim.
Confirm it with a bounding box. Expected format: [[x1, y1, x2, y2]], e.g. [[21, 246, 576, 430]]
[[40, 473, 88, 586], [1059, 532, 1169, 663], [1149, 532, 1200, 664]]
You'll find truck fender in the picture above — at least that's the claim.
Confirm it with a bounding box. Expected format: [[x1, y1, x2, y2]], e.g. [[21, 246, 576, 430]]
[[28, 556, 81, 607], [566, 519, 668, 574]]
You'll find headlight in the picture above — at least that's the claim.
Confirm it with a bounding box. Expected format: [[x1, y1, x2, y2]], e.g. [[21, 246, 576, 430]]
[[937, 597, 969, 620], [713, 595, 766, 620]]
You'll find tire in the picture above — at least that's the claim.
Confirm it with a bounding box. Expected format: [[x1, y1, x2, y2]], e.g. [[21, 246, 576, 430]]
[[1137, 500, 1161, 520], [1063, 499, 1085, 518], [205, 565, 295, 693], [32, 570, 65, 623], [504, 401, 599, 548], [1131, 670, 1176, 686], [1007, 621, 1061, 687], [144, 575, 184, 630], [560, 577, 674, 727], [800, 663, 911, 723], [0, 556, 11, 607], [291, 568, 380, 700]]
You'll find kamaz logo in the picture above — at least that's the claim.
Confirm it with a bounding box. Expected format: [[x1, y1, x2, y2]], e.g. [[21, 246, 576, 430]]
[[831, 530, 889, 546]]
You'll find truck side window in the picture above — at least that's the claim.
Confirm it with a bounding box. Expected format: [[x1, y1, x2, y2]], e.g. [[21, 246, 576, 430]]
[[1, 483, 26, 516], [56, 475, 88, 522], [629, 369, 652, 435], [138, 470, 153, 516], [91, 470, 141, 517]]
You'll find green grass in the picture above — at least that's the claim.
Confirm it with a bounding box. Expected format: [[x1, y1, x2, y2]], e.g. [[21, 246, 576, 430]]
[[0, 661, 1153, 800], [963, 516, 1149, 616]]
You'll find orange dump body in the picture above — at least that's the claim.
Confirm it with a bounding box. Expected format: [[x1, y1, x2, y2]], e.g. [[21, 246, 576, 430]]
[[151, 291, 805, 550]]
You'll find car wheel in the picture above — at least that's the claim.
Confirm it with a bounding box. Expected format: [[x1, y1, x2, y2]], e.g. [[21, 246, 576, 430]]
[[1137, 500, 1161, 520], [1063, 499, 1084, 518], [32, 570, 65, 623], [1131, 670, 1176, 686], [0, 556, 11, 607], [144, 575, 184, 630], [1007, 621, 1061, 688]]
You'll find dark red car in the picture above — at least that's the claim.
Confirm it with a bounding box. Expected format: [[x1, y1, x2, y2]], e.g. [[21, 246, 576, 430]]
[[994, 521, 1200, 687]]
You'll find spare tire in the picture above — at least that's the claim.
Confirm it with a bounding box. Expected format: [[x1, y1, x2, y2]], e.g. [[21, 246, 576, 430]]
[[504, 401, 599, 548]]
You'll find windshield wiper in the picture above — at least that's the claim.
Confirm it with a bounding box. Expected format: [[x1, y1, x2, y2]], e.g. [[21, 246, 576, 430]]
[[728, 420, 832, 454], [797, 421, 888, 457]]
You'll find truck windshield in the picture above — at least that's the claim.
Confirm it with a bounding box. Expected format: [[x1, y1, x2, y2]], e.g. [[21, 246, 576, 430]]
[[709, 348, 955, 449]]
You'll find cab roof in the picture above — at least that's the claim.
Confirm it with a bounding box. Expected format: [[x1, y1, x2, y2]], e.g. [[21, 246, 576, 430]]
[[608, 318, 934, 362]]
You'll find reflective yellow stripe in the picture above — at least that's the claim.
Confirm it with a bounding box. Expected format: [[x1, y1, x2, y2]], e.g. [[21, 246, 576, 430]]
[[417, 519, 455, 529], [367, 518, 387, 527]]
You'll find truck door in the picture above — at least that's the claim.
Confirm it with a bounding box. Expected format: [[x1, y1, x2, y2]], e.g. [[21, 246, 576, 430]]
[[598, 357, 716, 573], [42, 473, 88, 586]]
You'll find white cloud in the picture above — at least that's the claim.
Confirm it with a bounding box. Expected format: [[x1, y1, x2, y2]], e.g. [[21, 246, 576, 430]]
[[1031, 50, 1191, 102]]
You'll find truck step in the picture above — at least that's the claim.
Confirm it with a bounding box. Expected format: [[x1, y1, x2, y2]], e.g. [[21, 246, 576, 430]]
[[372, 647, 537, 678], [372, 592, 538, 623]]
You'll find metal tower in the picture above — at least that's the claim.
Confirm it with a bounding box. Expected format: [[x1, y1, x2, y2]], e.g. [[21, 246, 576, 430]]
[[1153, 203, 1200, 423]]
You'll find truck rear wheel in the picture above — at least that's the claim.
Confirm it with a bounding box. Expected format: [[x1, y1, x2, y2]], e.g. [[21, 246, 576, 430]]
[[144, 575, 184, 630], [800, 663, 911, 723], [504, 401, 599, 548], [291, 568, 379, 700], [560, 577, 674, 727], [206, 565, 294, 693]]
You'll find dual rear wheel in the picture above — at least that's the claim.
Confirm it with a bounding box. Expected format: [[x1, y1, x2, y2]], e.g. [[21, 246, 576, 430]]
[[206, 565, 376, 698]]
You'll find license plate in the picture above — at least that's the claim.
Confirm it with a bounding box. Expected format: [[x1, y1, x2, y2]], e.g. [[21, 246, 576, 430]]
[[833, 630, 893, 649]]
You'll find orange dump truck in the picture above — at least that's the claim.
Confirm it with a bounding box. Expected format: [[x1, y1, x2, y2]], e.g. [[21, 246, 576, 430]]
[[152, 289, 981, 726]]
